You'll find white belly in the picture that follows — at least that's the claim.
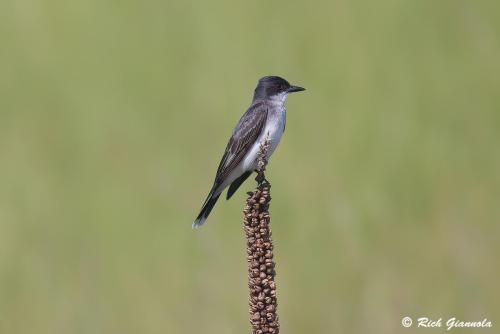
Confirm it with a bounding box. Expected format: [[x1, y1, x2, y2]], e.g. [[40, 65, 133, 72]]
[[215, 106, 286, 195], [242, 111, 285, 171]]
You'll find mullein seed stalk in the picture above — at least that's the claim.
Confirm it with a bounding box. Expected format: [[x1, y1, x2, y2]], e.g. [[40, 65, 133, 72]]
[[243, 138, 279, 334]]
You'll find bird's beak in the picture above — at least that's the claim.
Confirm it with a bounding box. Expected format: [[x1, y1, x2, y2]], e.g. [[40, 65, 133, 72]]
[[287, 85, 306, 93]]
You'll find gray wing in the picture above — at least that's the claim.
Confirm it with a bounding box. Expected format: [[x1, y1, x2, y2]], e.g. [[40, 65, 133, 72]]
[[214, 102, 268, 186]]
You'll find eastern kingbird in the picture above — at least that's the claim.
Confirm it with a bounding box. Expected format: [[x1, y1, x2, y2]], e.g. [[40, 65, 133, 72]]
[[193, 76, 305, 228]]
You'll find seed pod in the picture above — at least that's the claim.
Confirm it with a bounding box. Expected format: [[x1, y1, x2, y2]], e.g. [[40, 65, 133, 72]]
[[266, 304, 275, 312]]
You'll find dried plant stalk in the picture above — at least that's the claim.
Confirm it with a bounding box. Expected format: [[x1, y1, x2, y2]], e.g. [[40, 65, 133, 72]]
[[243, 138, 279, 334]]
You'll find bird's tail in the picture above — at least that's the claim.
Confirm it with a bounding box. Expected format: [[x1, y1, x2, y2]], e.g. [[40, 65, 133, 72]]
[[193, 190, 221, 228]]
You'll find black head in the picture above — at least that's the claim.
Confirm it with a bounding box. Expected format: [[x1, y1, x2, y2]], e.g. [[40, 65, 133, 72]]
[[253, 76, 305, 100]]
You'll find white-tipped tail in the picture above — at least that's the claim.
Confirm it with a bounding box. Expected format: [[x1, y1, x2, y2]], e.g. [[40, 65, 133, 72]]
[[192, 216, 206, 229], [193, 193, 221, 229]]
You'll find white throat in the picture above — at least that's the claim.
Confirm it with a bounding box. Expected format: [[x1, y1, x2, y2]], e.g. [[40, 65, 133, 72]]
[[269, 92, 288, 105]]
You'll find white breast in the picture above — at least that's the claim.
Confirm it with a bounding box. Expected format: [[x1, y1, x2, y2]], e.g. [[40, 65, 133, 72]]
[[242, 103, 286, 171]]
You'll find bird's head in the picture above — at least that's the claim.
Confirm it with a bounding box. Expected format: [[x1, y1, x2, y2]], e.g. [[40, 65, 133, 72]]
[[253, 76, 305, 102]]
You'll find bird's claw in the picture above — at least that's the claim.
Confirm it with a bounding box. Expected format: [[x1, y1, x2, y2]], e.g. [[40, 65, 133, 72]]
[[255, 171, 268, 185]]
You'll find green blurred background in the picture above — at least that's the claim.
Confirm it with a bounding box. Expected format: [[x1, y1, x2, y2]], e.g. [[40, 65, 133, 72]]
[[1, 0, 499, 333]]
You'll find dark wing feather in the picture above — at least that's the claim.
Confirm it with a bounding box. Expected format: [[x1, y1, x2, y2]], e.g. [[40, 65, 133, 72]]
[[226, 170, 252, 200], [214, 102, 268, 186]]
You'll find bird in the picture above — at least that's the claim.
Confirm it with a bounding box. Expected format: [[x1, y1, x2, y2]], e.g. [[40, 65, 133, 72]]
[[193, 76, 305, 228]]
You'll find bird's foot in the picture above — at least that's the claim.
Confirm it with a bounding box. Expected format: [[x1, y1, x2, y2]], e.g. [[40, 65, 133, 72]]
[[255, 171, 268, 186]]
